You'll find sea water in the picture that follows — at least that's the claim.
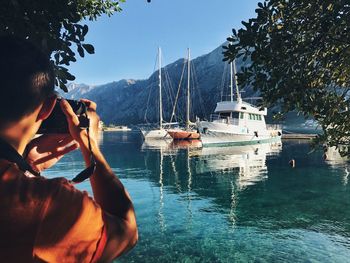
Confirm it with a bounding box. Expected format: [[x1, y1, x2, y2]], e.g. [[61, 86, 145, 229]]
[[44, 132, 350, 263]]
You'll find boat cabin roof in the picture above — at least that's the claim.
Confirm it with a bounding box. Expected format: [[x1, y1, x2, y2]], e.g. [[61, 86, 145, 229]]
[[214, 100, 267, 116]]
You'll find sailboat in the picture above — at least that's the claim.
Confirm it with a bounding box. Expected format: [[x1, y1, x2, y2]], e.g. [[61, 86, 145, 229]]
[[141, 47, 171, 140], [167, 48, 200, 140], [197, 60, 282, 146]]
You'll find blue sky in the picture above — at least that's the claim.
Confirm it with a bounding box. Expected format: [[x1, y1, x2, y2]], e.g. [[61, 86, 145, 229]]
[[69, 0, 259, 85]]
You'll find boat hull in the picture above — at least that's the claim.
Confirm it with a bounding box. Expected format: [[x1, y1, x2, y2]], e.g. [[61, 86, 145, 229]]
[[200, 130, 281, 146], [167, 129, 200, 140], [141, 129, 171, 139], [198, 120, 282, 146]]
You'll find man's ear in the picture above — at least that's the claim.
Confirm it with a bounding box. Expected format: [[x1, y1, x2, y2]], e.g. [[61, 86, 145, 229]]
[[37, 96, 57, 121]]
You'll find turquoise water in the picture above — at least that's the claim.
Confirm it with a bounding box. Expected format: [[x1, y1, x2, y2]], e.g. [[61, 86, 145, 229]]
[[45, 132, 350, 262]]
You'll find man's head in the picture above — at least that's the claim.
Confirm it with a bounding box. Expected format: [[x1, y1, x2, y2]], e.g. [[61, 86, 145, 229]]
[[0, 36, 57, 151], [0, 36, 55, 125]]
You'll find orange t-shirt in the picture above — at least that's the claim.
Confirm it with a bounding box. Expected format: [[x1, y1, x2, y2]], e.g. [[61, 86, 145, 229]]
[[0, 160, 106, 263]]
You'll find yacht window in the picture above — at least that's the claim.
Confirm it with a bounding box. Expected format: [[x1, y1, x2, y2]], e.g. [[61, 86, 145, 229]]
[[240, 112, 244, 119], [220, 112, 231, 118], [258, 115, 262, 121], [232, 112, 239, 119], [249, 113, 252, 120]]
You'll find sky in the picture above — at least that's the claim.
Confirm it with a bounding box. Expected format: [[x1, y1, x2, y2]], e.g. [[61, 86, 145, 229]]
[[68, 0, 260, 85]]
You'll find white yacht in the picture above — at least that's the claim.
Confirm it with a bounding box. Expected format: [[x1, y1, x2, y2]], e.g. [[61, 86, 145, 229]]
[[197, 60, 282, 146]]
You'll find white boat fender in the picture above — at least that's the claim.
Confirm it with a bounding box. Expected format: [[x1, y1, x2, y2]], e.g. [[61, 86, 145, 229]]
[[289, 159, 296, 168]]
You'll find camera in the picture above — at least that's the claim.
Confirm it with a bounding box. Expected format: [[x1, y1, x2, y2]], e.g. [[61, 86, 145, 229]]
[[37, 98, 89, 134]]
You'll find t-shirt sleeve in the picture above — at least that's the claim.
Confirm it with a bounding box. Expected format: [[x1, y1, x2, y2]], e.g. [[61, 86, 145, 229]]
[[33, 179, 106, 263]]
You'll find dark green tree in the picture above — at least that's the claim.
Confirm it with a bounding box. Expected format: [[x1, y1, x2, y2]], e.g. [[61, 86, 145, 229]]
[[224, 0, 350, 151], [0, 0, 124, 91]]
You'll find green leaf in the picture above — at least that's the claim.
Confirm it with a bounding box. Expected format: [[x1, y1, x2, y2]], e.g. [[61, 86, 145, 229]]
[[59, 81, 68, 92], [82, 24, 89, 36], [77, 45, 84, 57], [82, 44, 95, 54]]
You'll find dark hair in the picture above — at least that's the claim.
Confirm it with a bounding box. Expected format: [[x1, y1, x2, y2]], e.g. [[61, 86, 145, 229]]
[[0, 36, 55, 123]]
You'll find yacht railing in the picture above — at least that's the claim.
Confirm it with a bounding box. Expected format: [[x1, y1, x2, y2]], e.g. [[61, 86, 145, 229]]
[[210, 114, 239, 126], [266, 124, 282, 130]]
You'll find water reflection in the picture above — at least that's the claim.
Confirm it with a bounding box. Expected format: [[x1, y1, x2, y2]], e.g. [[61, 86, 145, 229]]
[[190, 142, 282, 189], [324, 146, 348, 165], [141, 139, 282, 230], [158, 147, 166, 232], [141, 139, 174, 152], [323, 146, 350, 186], [142, 139, 282, 190]]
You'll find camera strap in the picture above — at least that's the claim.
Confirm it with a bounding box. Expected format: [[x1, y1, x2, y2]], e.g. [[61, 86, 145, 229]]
[[70, 125, 96, 184], [0, 138, 40, 177]]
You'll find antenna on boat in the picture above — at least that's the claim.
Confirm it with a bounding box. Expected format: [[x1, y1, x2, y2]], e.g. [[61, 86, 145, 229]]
[[186, 48, 191, 130], [232, 59, 242, 103], [158, 46, 163, 129]]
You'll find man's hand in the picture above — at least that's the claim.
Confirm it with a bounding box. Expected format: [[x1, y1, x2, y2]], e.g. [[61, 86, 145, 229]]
[[25, 134, 79, 173], [60, 99, 100, 164]]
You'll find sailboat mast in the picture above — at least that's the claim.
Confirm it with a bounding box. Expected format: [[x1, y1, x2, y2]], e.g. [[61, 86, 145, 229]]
[[232, 59, 241, 102], [186, 48, 191, 130], [159, 47, 163, 129]]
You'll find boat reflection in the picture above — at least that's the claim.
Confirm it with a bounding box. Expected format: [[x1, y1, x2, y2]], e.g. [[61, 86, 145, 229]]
[[324, 146, 350, 186], [141, 140, 282, 230], [142, 139, 282, 189], [324, 146, 348, 165], [191, 142, 282, 189], [141, 138, 174, 153]]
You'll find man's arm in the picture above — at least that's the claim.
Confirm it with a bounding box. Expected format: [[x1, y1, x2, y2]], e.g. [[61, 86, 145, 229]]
[[60, 99, 138, 261]]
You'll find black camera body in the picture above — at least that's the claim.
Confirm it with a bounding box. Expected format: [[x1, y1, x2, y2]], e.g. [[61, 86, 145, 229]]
[[37, 98, 89, 134]]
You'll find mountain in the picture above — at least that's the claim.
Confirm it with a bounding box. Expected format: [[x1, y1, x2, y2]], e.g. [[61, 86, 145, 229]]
[[63, 44, 316, 131], [62, 83, 97, 99]]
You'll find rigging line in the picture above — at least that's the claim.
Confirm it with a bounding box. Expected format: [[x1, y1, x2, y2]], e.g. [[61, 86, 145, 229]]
[[162, 54, 173, 126], [163, 67, 175, 125], [144, 52, 160, 124], [164, 68, 176, 103], [160, 51, 176, 126], [170, 57, 186, 124], [220, 62, 228, 102], [164, 71, 173, 102], [144, 80, 156, 124], [191, 60, 207, 118]]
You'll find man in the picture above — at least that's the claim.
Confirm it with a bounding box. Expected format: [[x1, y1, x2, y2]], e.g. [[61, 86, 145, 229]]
[[0, 36, 137, 262]]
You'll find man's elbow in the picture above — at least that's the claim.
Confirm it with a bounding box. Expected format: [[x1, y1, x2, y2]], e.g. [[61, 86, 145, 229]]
[[126, 221, 138, 249]]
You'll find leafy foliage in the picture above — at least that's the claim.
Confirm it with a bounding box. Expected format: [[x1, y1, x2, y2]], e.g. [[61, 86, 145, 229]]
[[224, 0, 350, 150], [0, 0, 124, 91]]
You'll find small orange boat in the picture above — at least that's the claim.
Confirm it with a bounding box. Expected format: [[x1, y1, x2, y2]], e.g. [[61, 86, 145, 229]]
[[167, 129, 201, 140]]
